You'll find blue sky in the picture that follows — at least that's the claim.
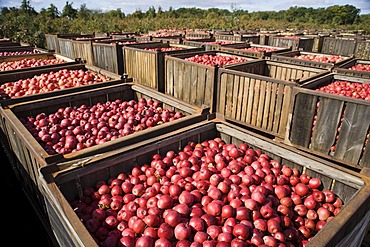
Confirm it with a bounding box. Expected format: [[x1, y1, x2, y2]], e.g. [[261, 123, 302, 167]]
[[1, 0, 370, 14]]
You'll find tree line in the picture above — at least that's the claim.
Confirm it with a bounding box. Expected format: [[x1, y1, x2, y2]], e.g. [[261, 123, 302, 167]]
[[0, 0, 369, 48]]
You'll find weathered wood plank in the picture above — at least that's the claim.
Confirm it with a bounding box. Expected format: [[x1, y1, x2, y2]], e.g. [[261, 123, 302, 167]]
[[267, 83, 278, 131], [165, 58, 174, 96], [190, 64, 198, 105], [183, 63, 191, 103], [218, 73, 227, 115], [256, 80, 266, 128], [278, 86, 292, 136], [272, 84, 284, 133], [225, 73, 234, 119], [246, 78, 255, 124], [196, 66, 206, 107], [241, 77, 250, 123], [262, 82, 272, 130], [204, 67, 215, 110], [231, 75, 240, 120], [290, 93, 318, 148], [311, 98, 343, 154], [334, 103, 370, 164], [236, 76, 245, 121]]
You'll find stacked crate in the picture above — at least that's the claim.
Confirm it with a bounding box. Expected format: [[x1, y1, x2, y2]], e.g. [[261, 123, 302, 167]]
[[124, 42, 204, 92], [165, 50, 258, 111]]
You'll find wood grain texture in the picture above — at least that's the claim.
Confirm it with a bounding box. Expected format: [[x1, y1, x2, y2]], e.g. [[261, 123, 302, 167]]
[[289, 93, 318, 147], [334, 103, 370, 164], [311, 97, 343, 154]]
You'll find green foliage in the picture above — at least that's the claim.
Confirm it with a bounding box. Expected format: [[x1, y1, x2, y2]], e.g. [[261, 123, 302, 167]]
[[0, 1, 368, 49]]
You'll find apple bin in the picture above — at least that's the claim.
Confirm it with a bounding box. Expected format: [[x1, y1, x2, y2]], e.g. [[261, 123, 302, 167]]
[[217, 43, 291, 59], [38, 118, 370, 247], [164, 50, 258, 112], [0, 46, 48, 57], [123, 42, 205, 92], [267, 36, 314, 52], [0, 63, 129, 153], [334, 59, 370, 79], [0, 83, 209, 210], [215, 59, 329, 139], [92, 38, 137, 75], [321, 36, 358, 57], [287, 73, 370, 171], [271, 50, 353, 70], [0, 52, 78, 75]]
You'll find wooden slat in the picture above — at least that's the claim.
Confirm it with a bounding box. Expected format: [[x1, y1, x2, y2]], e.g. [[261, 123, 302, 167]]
[[278, 86, 292, 136], [256, 80, 266, 128], [241, 77, 250, 122], [359, 134, 370, 168], [218, 73, 227, 115], [272, 84, 284, 133], [246, 78, 255, 124], [334, 103, 370, 164], [190, 64, 198, 105], [311, 98, 343, 154], [165, 58, 174, 96], [267, 83, 278, 131], [236, 76, 245, 121], [225, 73, 234, 118], [183, 63, 191, 103], [196, 66, 206, 107], [290, 93, 318, 147], [251, 79, 261, 126], [177, 61, 184, 101], [231, 75, 240, 120], [262, 82, 272, 130], [204, 67, 215, 109]]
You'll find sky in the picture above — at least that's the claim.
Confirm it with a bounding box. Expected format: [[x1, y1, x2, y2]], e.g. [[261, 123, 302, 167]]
[[1, 0, 370, 15]]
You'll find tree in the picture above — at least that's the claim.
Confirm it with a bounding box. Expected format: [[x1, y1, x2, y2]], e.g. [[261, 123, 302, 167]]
[[39, 4, 60, 19], [78, 4, 92, 19], [20, 0, 37, 15], [62, 1, 77, 20], [327, 5, 360, 25]]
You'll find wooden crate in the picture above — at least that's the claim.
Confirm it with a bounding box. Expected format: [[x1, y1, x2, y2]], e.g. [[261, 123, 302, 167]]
[[354, 40, 370, 60], [0, 52, 77, 75], [217, 43, 292, 59], [165, 50, 257, 112], [334, 59, 370, 79], [0, 46, 47, 56], [0, 41, 21, 47], [71, 39, 94, 65], [58, 38, 75, 59], [182, 38, 223, 51], [0, 83, 209, 197], [304, 34, 330, 53], [268, 36, 314, 51], [45, 34, 94, 53], [0, 64, 129, 156], [38, 119, 370, 247], [287, 73, 370, 170], [321, 37, 358, 56], [152, 35, 183, 44], [92, 42, 124, 75], [124, 43, 204, 92], [92, 39, 151, 75], [217, 66, 297, 138], [214, 34, 260, 44], [271, 50, 353, 70], [0, 63, 125, 107], [185, 31, 212, 39], [227, 59, 328, 84]]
